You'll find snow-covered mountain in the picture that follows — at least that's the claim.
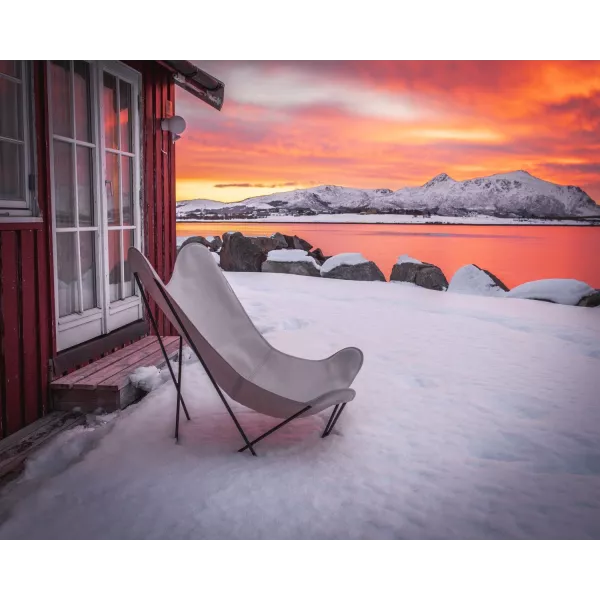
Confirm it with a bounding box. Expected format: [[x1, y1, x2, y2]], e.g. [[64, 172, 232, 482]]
[[176, 171, 600, 220]]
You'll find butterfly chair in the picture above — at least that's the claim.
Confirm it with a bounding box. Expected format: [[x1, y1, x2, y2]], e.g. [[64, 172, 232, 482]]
[[128, 243, 364, 456]]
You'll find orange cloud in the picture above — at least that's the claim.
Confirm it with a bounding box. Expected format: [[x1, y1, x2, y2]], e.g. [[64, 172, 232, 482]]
[[175, 61, 600, 203]]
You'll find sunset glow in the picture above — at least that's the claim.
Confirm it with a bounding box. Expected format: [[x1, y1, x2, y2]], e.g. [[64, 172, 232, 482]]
[[175, 61, 600, 204]]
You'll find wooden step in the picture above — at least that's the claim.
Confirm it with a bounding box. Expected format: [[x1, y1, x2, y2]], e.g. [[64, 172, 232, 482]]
[[51, 336, 180, 413], [0, 412, 86, 485]]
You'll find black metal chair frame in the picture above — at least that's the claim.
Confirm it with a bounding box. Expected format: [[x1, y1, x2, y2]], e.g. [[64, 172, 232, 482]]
[[134, 274, 346, 456]]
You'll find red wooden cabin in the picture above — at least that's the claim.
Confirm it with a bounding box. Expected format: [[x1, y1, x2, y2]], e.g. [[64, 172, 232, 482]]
[[0, 60, 224, 440]]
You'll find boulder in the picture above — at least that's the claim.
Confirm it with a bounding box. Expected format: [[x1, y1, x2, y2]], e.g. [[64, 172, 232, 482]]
[[390, 255, 448, 291], [308, 247, 330, 265], [271, 232, 289, 248], [262, 249, 321, 277], [204, 235, 222, 252], [321, 253, 385, 282], [252, 236, 287, 253], [506, 279, 595, 306], [178, 235, 212, 253], [447, 264, 509, 297], [578, 290, 600, 307], [220, 232, 268, 272], [282, 234, 313, 252]]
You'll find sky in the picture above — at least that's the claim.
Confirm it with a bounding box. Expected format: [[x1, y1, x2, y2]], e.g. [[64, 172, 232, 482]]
[[175, 61, 600, 204]]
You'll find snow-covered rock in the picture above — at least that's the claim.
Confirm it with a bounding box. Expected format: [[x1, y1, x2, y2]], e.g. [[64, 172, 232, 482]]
[[396, 254, 423, 265], [448, 264, 509, 297], [262, 249, 320, 277], [321, 253, 385, 281], [507, 279, 595, 305]]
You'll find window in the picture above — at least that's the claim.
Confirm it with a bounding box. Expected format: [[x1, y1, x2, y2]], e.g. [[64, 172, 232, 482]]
[[0, 60, 37, 217]]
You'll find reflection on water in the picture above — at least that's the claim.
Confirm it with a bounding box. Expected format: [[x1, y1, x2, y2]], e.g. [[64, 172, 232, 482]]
[[176, 222, 600, 288]]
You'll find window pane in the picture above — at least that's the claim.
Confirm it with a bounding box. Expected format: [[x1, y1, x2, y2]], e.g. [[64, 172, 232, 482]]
[[119, 79, 132, 153], [80, 231, 97, 311], [108, 229, 122, 302], [0, 76, 23, 140], [0, 61, 20, 78], [0, 140, 23, 200], [54, 141, 75, 226], [56, 232, 79, 316], [105, 152, 120, 225], [103, 73, 118, 150], [121, 156, 134, 225], [123, 229, 135, 298], [74, 61, 92, 142], [77, 146, 94, 226], [51, 61, 72, 138]]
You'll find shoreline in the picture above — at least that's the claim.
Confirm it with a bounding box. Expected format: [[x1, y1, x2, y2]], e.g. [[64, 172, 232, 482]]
[[176, 214, 600, 227]]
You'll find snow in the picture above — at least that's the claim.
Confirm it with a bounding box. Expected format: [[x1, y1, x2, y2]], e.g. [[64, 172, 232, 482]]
[[130, 366, 169, 392], [212, 252, 221, 265], [320, 252, 369, 274], [396, 254, 422, 265], [266, 249, 319, 266], [507, 279, 594, 305], [448, 265, 508, 297], [1, 274, 600, 539]]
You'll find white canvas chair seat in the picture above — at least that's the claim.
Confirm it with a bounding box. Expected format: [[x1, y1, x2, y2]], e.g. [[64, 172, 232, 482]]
[[128, 243, 363, 454]]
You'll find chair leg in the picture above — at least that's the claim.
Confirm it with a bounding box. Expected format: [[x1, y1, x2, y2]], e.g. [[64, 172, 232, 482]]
[[322, 403, 346, 438], [238, 406, 312, 453], [135, 275, 190, 442], [152, 279, 258, 456]]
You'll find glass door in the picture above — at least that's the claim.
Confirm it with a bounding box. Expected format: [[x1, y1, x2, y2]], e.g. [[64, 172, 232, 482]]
[[49, 61, 142, 351], [99, 62, 142, 332]]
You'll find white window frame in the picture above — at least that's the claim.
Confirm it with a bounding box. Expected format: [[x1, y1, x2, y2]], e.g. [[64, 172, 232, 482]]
[[48, 60, 143, 351], [0, 60, 40, 220]]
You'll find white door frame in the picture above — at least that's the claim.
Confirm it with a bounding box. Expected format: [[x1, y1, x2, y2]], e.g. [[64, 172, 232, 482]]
[[48, 60, 143, 352]]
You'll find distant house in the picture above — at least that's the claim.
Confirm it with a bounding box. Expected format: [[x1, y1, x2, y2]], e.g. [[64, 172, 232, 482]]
[[0, 60, 224, 439]]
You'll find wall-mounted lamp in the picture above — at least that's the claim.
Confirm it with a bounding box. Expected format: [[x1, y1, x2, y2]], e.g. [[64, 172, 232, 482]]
[[161, 115, 187, 142]]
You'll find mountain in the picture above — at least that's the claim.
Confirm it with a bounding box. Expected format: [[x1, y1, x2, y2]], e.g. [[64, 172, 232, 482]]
[[176, 171, 600, 221]]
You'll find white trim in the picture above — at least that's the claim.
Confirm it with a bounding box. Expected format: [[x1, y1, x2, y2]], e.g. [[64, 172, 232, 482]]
[[57, 307, 103, 330], [0, 216, 43, 223]]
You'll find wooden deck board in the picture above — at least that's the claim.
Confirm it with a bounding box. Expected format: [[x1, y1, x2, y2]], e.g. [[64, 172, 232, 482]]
[[97, 338, 180, 391], [52, 335, 157, 389]]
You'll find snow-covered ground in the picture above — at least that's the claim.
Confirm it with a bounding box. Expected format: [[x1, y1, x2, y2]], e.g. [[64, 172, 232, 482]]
[[1, 274, 599, 539], [178, 214, 599, 226]]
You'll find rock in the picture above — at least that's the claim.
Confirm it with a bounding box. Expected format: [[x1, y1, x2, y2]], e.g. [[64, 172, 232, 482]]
[[252, 236, 287, 253], [321, 253, 385, 282], [390, 257, 448, 291], [308, 247, 330, 265], [220, 232, 268, 272], [271, 232, 289, 248], [178, 235, 212, 253], [578, 290, 600, 307], [447, 264, 509, 296], [205, 235, 222, 252], [262, 250, 321, 277], [283, 234, 313, 252], [474, 264, 509, 291]]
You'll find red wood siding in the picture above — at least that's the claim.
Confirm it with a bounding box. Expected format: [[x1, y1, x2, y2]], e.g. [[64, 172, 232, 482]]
[[0, 62, 53, 439], [0, 61, 178, 439], [125, 61, 177, 336]]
